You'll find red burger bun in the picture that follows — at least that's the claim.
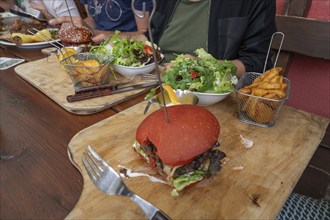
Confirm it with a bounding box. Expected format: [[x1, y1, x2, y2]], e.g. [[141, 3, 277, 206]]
[[136, 105, 220, 166]]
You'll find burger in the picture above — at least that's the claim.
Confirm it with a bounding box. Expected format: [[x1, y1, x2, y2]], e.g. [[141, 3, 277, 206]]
[[133, 105, 226, 195], [58, 25, 92, 46]]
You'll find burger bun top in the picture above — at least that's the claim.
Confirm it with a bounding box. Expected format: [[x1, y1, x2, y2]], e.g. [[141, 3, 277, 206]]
[[58, 25, 92, 46], [136, 105, 220, 166]]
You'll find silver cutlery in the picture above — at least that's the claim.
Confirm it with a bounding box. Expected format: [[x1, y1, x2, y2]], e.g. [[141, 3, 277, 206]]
[[66, 81, 158, 102], [82, 145, 171, 220], [10, 5, 47, 22]]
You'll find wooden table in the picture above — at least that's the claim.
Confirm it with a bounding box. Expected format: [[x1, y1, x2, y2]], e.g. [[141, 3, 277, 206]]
[[0, 44, 329, 219], [0, 45, 146, 219]]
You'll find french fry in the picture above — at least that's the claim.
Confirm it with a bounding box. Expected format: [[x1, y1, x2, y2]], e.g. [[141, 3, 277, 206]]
[[281, 83, 288, 90], [238, 88, 252, 94], [252, 88, 269, 97], [267, 89, 286, 99], [263, 93, 277, 99], [259, 81, 282, 90], [241, 67, 287, 100], [244, 83, 259, 89], [269, 75, 281, 83]]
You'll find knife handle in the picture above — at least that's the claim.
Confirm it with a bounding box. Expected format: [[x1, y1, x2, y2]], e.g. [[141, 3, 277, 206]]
[[151, 210, 172, 220], [67, 88, 113, 102]]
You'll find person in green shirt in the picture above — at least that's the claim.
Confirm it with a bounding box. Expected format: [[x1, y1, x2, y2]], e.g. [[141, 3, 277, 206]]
[[145, 0, 277, 77]]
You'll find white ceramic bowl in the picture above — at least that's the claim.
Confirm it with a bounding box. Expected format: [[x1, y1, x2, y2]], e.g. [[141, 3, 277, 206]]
[[112, 62, 156, 78], [192, 91, 231, 106]]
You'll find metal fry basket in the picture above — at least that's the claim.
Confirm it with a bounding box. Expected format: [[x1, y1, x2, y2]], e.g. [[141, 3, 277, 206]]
[[60, 53, 112, 92], [235, 72, 290, 127], [235, 32, 290, 127]]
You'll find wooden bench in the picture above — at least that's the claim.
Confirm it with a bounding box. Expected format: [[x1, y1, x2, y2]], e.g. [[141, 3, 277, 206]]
[[272, 15, 330, 75], [272, 0, 329, 75]]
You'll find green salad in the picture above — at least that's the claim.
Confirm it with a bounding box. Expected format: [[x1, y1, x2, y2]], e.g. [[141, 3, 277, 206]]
[[90, 30, 160, 67], [162, 48, 238, 93]]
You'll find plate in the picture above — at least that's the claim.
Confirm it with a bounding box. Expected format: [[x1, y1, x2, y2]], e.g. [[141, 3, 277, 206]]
[[0, 39, 61, 49], [0, 27, 60, 49], [0, 12, 20, 25]]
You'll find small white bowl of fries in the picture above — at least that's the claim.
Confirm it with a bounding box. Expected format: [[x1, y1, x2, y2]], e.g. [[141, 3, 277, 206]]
[[235, 67, 290, 127]]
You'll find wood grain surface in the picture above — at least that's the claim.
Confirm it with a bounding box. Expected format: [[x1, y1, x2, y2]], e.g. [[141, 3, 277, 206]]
[[66, 96, 329, 219], [1, 47, 118, 220], [14, 54, 157, 115]]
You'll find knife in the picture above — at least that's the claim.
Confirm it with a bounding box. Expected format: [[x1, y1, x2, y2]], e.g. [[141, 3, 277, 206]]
[[10, 6, 48, 22], [66, 81, 158, 102]]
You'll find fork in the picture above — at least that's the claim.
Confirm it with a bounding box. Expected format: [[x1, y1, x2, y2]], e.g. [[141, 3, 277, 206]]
[[82, 145, 171, 220]]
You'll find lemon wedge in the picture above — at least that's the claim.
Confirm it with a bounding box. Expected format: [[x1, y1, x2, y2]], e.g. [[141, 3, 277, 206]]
[[57, 47, 78, 63], [162, 84, 180, 105]]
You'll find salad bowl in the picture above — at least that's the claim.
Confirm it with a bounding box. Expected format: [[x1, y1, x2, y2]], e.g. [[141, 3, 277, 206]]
[[161, 48, 237, 106], [112, 62, 156, 78], [192, 91, 231, 106], [90, 30, 163, 78]]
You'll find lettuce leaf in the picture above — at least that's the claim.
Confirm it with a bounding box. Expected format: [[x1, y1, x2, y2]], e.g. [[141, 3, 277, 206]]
[[172, 170, 207, 192]]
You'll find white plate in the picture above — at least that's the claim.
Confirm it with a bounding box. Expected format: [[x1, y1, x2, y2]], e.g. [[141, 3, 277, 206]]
[[0, 39, 61, 49], [0, 27, 60, 49], [0, 12, 20, 25]]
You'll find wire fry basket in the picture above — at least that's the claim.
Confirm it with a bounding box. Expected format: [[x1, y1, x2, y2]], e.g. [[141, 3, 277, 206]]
[[235, 32, 290, 127], [235, 72, 290, 127], [60, 53, 112, 92]]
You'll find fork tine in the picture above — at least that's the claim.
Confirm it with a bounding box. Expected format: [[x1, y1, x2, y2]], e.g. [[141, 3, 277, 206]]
[[82, 152, 99, 183], [87, 145, 108, 171], [82, 146, 107, 182], [27, 28, 69, 61], [29, 28, 65, 48]]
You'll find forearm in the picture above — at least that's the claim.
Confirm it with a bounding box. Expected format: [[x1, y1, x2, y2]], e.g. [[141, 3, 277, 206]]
[[231, 59, 246, 78], [83, 17, 96, 30], [134, 11, 149, 33], [91, 30, 148, 44]]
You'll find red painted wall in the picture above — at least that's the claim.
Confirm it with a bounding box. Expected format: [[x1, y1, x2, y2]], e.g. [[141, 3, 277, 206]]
[[276, 0, 330, 119]]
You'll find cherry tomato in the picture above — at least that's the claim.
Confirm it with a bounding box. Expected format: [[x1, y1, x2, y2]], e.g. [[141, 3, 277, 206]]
[[143, 45, 153, 55], [190, 71, 199, 80]]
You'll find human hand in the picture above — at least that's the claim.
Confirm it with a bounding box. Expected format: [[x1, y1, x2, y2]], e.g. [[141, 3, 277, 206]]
[[48, 16, 83, 26], [0, 0, 14, 11], [92, 31, 148, 45], [92, 33, 107, 44], [130, 33, 148, 42], [29, 1, 54, 20]]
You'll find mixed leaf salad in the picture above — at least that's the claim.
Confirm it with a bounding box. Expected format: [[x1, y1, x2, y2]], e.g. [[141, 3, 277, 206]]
[[162, 48, 238, 93], [90, 30, 161, 67]]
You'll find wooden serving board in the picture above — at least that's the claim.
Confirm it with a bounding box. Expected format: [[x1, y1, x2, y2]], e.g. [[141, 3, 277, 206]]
[[66, 97, 329, 219], [14, 54, 156, 115]]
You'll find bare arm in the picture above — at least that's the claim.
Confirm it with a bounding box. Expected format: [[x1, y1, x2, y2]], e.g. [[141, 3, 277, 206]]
[[82, 5, 96, 30], [134, 11, 149, 33]]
